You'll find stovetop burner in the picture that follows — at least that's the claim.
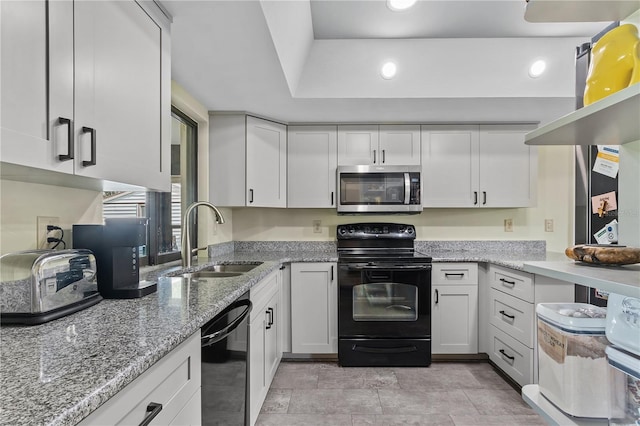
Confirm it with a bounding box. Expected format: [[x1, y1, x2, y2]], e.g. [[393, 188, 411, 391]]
[[336, 223, 431, 263]]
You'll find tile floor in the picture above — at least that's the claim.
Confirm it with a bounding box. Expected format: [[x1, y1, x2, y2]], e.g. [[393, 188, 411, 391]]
[[256, 361, 546, 425]]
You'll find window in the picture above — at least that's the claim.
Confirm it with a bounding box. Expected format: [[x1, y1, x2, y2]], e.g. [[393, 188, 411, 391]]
[[103, 107, 197, 265]]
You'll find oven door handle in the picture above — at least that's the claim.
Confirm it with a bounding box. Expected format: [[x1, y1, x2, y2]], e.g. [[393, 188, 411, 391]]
[[352, 344, 418, 354], [347, 265, 431, 271]]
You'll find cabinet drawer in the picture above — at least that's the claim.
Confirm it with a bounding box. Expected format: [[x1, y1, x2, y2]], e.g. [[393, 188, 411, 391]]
[[489, 288, 534, 348], [250, 270, 279, 322], [488, 325, 533, 387], [80, 332, 201, 425], [488, 265, 533, 303], [432, 263, 478, 285]]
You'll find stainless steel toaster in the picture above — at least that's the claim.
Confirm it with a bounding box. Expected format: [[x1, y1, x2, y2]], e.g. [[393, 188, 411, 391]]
[[0, 249, 102, 325]]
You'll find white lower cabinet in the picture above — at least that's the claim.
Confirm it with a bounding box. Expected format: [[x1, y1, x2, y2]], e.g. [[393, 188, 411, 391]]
[[431, 263, 478, 354], [80, 332, 201, 426], [486, 264, 573, 387], [290, 262, 338, 354], [249, 270, 282, 426]]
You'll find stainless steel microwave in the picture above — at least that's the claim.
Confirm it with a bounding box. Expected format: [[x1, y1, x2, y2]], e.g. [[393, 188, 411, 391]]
[[336, 165, 422, 214]]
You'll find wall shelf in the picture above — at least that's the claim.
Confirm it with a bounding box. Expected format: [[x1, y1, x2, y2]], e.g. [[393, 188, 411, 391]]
[[524, 84, 640, 146], [524, 0, 639, 22]]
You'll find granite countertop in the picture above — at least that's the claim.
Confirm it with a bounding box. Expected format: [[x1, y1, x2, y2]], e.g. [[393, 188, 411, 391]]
[[0, 243, 621, 425]]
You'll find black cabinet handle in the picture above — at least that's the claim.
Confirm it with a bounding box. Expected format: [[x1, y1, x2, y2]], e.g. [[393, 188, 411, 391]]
[[499, 349, 515, 362], [330, 265, 334, 282], [500, 278, 516, 287], [249, 189, 254, 204], [279, 265, 285, 270], [266, 307, 274, 329], [473, 191, 478, 205], [139, 402, 163, 426], [435, 289, 439, 304], [373, 150, 376, 164], [382, 149, 386, 164], [499, 310, 515, 320], [81, 126, 96, 166], [482, 191, 487, 205], [57, 117, 74, 161], [331, 191, 334, 206]]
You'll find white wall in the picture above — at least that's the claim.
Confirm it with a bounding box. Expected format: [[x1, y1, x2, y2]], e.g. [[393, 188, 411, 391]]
[[0, 180, 102, 255], [171, 81, 233, 251], [231, 145, 575, 253]]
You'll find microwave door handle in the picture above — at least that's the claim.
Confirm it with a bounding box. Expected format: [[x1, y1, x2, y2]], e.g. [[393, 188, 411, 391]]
[[404, 173, 410, 204]]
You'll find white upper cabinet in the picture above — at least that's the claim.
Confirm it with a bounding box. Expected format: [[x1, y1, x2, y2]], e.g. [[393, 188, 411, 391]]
[[422, 124, 537, 208], [1, 0, 73, 175], [379, 125, 421, 165], [479, 125, 538, 208], [337, 125, 379, 165], [287, 126, 337, 208], [210, 115, 287, 207], [338, 124, 420, 165], [421, 125, 479, 207], [0, 0, 170, 191]]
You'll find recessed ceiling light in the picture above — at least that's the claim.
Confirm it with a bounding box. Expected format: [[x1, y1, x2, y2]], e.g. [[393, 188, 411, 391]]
[[529, 60, 546, 78], [381, 62, 397, 79], [387, 0, 417, 11]]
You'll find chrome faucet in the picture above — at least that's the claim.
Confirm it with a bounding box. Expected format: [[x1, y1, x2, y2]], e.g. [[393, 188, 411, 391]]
[[181, 201, 225, 268]]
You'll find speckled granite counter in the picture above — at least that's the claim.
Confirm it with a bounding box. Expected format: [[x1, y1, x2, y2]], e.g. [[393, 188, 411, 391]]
[[0, 241, 572, 426]]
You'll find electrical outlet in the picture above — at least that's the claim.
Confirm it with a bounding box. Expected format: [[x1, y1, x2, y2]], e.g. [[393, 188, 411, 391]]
[[37, 216, 60, 249], [312, 220, 322, 233], [545, 219, 554, 232], [504, 218, 513, 232]]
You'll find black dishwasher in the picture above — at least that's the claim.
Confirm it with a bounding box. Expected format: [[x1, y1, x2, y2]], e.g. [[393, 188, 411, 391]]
[[201, 292, 252, 426]]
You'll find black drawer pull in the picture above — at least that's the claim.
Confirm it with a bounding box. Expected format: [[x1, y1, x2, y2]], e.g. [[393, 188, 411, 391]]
[[445, 273, 465, 277], [139, 402, 163, 426], [81, 126, 96, 166], [499, 310, 515, 320], [473, 191, 478, 205], [266, 307, 274, 329], [57, 117, 74, 161], [249, 189, 254, 204], [499, 349, 515, 362], [331, 191, 334, 206], [500, 278, 516, 286], [482, 191, 487, 205]]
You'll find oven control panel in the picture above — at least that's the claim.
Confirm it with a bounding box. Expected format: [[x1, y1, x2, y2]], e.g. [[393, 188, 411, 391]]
[[337, 223, 415, 239]]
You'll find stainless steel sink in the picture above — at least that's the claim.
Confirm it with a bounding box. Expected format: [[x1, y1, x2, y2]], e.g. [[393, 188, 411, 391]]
[[201, 263, 262, 273], [183, 271, 243, 279], [179, 262, 262, 279]]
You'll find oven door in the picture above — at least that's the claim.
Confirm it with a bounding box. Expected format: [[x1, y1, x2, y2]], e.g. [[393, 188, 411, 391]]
[[338, 262, 431, 339]]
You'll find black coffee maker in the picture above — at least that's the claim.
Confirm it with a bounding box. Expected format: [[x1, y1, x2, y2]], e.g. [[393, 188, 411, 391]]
[[73, 218, 157, 298]]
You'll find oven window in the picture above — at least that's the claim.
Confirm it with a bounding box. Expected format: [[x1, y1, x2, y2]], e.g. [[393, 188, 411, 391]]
[[340, 173, 405, 205], [352, 283, 418, 321]]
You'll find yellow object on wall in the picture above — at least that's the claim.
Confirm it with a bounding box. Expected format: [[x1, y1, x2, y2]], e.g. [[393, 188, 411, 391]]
[[584, 24, 640, 106]]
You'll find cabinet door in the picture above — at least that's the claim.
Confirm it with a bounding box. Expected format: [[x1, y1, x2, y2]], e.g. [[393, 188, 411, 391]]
[[246, 116, 287, 207], [248, 315, 266, 426], [421, 125, 480, 207], [337, 125, 379, 165], [74, 1, 164, 189], [288, 126, 337, 208], [0, 0, 74, 174], [478, 124, 538, 208], [432, 285, 478, 354], [264, 291, 281, 385], [379, 125, 421, 165], [290, 263, 338, 354]]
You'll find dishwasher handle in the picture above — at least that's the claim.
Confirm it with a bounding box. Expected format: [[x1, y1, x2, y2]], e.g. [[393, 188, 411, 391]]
[[202, 299, 252, 347]]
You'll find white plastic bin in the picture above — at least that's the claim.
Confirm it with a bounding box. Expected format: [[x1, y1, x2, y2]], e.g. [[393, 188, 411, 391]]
[[536, 303, 609, 418], [606, 345, 640, 425], [606, 293, 640, 357]]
